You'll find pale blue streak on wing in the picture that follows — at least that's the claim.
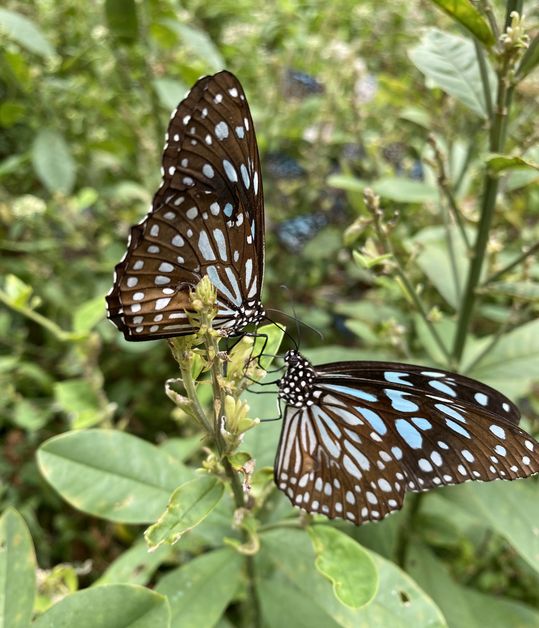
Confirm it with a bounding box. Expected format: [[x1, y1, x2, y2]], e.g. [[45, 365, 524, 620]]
[[384, 371, 413, 386], [445, 419, 471, 438], [328, 384, 378, 403], [207, 266, 242, 306], [435, 402, 467, 423], [384, 389, 420, 413], [411, 417, 432, 430], [429, 380, 457, 397], [356, 406, 387, 435], [395, 418, 423, 449]]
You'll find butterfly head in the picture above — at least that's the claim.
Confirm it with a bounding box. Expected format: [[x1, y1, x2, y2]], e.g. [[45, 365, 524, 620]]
[[278, 350, 316, 408]]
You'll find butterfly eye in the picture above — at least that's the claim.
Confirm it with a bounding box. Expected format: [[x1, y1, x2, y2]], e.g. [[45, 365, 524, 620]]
[[106, 71, 266, 341]]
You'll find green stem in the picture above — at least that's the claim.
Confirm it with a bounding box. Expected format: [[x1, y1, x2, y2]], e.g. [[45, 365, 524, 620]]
[[474, 40, 493, 120], [368, 197, 452, 364], [178, 359, 213, 434], [451, 53, 511, 364], [395, 493, 423, 569], [482, 241, 539, 285]]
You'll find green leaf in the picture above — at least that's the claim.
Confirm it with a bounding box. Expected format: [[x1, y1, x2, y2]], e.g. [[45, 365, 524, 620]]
[[0, 508, 36, 628], [155, 548, 243, 628], [104, 0, 139, 43], [72, 295, 106, 334], [37, 429, 192, 523], [94, 541, 172, 587], [407, 541, 539, 627], [372, 177, 438, 203], [413, 225, 474, 309], [486, 153, 539, 173], [164, 21, 224, 72], [259, 529, 446, 627], [159, 435, 202, 463], [427, 0, 494, 46], [153, 78, 188, 110], [327, 174, 368, 193], [466, 319, 539, 397], [33, 584, 170, 628], [486, 281, 539, 300], [144, 476, 224, 550], [409, 29, 497, 118], [308, 526, 378, 609], [455, 482, 539, 574], [0, 8, 55, 58], [32, 129, 76, 194], [54, 379, 104, 428], [252, 322, 285, 371], [516, 32, 539, 79]]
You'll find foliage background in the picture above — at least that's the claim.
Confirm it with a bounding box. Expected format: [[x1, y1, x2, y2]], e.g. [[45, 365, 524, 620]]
[[1, 0, 539, 626]]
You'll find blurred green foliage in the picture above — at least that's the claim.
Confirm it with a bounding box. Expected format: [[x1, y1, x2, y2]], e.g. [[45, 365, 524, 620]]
[[1, 0, 539, 626]]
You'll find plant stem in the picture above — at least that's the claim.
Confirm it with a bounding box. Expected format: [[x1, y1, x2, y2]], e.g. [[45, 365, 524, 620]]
[[474, 40, 493, 120], [482, 241, 539, 285], [395, 493, 423, 569], [451, 50, 511, 364]]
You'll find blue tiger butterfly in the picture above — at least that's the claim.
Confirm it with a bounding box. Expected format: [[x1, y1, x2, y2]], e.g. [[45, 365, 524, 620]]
[[275, 350, 539, 525], [106, 71, 265, 340]]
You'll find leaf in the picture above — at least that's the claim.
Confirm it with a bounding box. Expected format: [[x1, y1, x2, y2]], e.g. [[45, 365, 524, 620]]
[[54, 379, 104, 428], [409, 29, 497, 118], [37, 429, 192, 523], [327, 174, 368, 193], [0, 8, 55, 58], [372, 177, 438, 203], [144, 476, 224, 550], [486, 153, 539, 173], [427, 0, 494, 46], [104, 0, 139, 43], [259, 529, 446, 627], [33, 584, 170, 628], [516, 32, 539, 79], [72, 295, 106, 334], [252, 322, 285, 371], [164, 21, 224, 72], [308, 526, 378, 609], [155, 548, 243, 628], [407, 541, 539, 627], [94, 541, 172, 587], [413, 225, 475, 309], [0, 508, 36, 628], [467, 319, 539, 397], [456, 482, 539, 574], [153, 78, 189, 110], [486, 281, 539, 301], [32, 129, 76, 194], [159, 435, 202, 463]]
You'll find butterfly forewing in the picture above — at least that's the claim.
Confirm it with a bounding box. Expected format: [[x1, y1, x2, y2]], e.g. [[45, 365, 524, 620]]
[[107, 71, 265, 341], [275, 351, 539, 525]]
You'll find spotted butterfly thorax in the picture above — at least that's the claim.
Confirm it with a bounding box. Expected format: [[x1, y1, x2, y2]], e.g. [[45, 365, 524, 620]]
[[275, 350, 539, 526], [106, 71, 265, 341]]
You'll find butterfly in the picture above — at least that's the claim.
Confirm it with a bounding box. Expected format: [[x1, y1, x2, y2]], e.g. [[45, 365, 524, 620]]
[[275, 350, 539, 525], [106, 71, 265, 341]]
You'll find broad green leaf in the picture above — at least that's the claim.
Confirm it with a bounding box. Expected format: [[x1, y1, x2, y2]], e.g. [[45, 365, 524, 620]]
[[33, 584, 170, 628], [105, 0, 139, 43], [37, 429, 192, 523], [241, 391, 281, 468], [414, 315, 453, 365], [32, 129, 76, 195], [467, 319, 539, 397], [327, 174, 368, 193], [486, 281, 539, 301], [259, 529, 446, 627], [155, 548, 243, 628], [252, 322, 285, 371], [407, 542, 539, 627], [456, 482, 539, 574], [72, 296, 106, 334], [517, 32, 539, 79], [94, 541, 172, 587], [159, 435, 203, 463], [0, 8, 55, 58], [13, 397, 50, 431], [372, 177, 438, 203], [144, 476, 224, 550], [409, 29, 497, 118], [153, 78, 188, 110], [413, 226, 475, 309], [486, 153, 539, 173], [308, 526, 378, 608], [0, 508, 36, 628], [164, 21, 224, 72], [427, 0, 494, 46], [398, 107, 432, 129], [54, 379, 105, 428]]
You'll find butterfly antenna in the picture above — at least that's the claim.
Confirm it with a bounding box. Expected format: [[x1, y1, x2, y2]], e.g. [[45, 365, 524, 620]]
[[263, 313, 298, 352]]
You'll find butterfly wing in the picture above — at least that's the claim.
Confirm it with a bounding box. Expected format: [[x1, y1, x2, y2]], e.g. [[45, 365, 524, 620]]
[[275, 363, 539, 525], [107, 71, 265, 341]]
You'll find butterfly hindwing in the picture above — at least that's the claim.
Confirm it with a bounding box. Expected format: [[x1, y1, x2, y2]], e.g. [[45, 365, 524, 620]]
[[275, 351, 539, 525], [107, 71, 265, 341]]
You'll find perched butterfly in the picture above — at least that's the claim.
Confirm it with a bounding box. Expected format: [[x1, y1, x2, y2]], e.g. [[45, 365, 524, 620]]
[[106, 71, 265, 341], [275, 350, 539, 525]]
